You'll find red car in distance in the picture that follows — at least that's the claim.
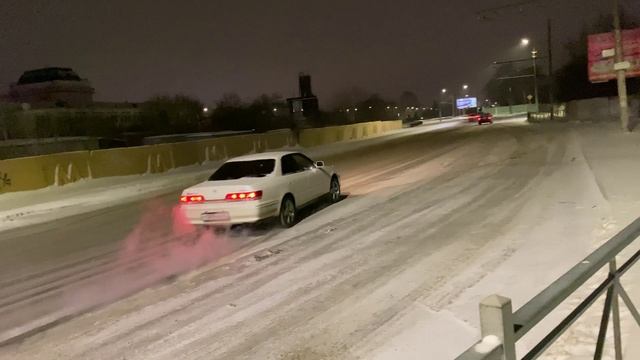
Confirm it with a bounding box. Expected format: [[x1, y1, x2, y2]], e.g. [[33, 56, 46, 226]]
[[467, 112, 493, 125]]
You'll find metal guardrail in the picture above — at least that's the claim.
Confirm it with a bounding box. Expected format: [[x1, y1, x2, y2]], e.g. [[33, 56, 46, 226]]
[[457, 217, 640, 360]]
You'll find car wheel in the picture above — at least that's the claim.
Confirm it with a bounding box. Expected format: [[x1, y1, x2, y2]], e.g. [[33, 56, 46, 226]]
[[329, 176, 341, 203], [279, 196, 296, 228]]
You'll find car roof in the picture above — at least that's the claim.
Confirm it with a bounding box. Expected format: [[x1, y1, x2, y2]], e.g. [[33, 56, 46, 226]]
[[228, 151, 303, 162]]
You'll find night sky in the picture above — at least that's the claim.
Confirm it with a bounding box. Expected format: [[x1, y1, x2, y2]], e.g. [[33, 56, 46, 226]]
[[1, 0, 638, 107]]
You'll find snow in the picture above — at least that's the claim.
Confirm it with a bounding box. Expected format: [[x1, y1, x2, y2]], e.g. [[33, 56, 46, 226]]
[[353, 306, 477, 360], [2, 118, 640, 359], [0, 118, 466, 233], [0, 164, 218, 232], [475, 335, 502, 354]]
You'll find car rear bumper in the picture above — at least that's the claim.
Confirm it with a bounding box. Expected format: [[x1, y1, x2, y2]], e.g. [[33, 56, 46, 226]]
[[180, 199, 279, 225]]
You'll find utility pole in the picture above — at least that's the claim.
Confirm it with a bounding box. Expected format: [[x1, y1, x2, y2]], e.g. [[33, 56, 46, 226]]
[[613, 0, 630, 131], [451, 95, 456, 117], [532, 49, 539, 111], [547, 18, 554, 120]]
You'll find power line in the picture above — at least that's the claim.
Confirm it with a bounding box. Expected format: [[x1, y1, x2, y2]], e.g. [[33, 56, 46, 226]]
[[476, 0, 546, 16], [476, 0, 549, 20]]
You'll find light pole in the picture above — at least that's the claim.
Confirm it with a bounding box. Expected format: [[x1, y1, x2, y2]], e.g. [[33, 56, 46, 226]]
[[520, 39, 539, 111], [462, 84, 470, 114], [439, 88, 446, 117], [532, 49, 539, 111]]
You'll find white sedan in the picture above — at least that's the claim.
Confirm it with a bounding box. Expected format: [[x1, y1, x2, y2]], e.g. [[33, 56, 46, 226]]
[[180, 151, 341, 228]]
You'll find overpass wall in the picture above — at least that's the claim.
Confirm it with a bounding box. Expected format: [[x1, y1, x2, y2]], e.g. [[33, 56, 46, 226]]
[[564, 96, 640, 122], [0, 120, 401, 194]]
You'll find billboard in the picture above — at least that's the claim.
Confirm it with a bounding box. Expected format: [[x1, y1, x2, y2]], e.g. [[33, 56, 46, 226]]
[[588, 27, 640, 83], [456, 97, 477, 109]]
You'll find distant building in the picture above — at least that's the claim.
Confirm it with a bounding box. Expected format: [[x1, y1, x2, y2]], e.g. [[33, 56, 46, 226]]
[[287, 73, 319, 120], [7, 67, 94, 108]]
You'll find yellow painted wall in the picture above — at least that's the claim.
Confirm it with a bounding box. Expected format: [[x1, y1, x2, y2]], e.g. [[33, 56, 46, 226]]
[[0, 151, 91, 193], [0, 121, 402, 194]]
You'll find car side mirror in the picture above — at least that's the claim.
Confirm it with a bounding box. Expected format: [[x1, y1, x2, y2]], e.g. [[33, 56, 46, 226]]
[[315, 161, 325, 168]]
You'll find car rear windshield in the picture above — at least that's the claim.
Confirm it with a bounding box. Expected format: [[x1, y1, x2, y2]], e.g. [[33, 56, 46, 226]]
[[208, 159, 275, 180]]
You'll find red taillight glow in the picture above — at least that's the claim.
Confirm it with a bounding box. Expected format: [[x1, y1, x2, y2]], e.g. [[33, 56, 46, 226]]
[[180, 195, 205, 203], [225, 191, 263, 201]]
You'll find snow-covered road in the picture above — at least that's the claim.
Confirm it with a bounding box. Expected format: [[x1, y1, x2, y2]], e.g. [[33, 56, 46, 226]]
[[1, 118, 639, 359]]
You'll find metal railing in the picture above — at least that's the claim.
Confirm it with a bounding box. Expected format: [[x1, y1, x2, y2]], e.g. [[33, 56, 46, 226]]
[[457, 216, 640, 360]]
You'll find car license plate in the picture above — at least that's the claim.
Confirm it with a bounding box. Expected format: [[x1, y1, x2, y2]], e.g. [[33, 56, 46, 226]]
[[200, 212, 230, 222]]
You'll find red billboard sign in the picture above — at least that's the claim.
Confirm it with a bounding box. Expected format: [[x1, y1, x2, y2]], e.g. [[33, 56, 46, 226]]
[[588, 27, 640, 83]]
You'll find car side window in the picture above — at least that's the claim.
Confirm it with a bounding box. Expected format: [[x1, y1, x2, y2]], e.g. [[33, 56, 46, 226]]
[[292, 154, 315, 171], [281, 155, 302, 175]]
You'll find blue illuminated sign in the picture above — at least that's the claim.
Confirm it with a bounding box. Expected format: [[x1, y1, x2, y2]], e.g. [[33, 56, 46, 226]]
[[456, 97, 478, 109]]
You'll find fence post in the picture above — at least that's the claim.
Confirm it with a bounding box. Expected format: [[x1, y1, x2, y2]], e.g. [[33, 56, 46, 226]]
[[610, 260, 623, 360], [480, 295, 517, 360]]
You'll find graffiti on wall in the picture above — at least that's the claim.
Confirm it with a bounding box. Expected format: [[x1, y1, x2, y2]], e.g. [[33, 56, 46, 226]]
[[0, 172, 11, 188]]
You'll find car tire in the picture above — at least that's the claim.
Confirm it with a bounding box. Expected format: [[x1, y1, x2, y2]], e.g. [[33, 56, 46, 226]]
[[279, 195, 296, 228], [329, 176, 341, 203]]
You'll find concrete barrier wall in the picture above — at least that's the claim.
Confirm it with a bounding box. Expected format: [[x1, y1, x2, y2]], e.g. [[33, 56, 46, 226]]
[[261, 129, 296, 150], [0, 151, 91, 192], [0, 120, 401, 194], [485, 104, 538, 116], [298, 120, 401, 148], [89, 146, 171, 178], [565, 96, 640, 122], [170, 140, 206, 168], [41, 151, 93, 185]]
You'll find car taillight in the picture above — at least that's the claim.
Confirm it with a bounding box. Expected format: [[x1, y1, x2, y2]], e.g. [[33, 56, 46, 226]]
[[180, 195, 205, 203], [225, 191, 263, 201]]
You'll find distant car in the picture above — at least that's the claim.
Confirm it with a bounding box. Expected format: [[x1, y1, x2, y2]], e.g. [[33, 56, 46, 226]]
[[180, 151, 340, 228], [468, 112, 493, 125]]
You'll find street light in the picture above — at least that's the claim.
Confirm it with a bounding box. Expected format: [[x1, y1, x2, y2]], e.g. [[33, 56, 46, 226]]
[[518, 39, 540, 110], [203, 107, 209, 113], [462, 84, 469, 90], [441, 88, 447, 93]]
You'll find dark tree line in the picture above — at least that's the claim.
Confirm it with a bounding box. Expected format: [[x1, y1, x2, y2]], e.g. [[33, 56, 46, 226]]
[[554, 12, 639, 102], [138, 93, 292, 135], [484, 11, 639, 105]]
